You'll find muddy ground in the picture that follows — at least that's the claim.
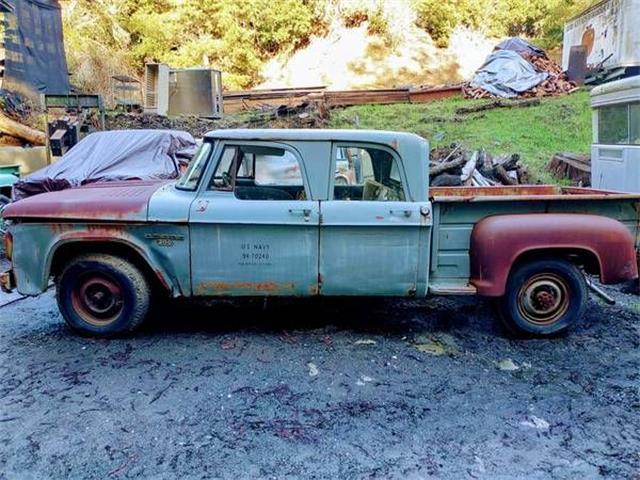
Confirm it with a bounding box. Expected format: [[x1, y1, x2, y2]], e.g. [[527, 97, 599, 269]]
[[0, 286, 638, 479]]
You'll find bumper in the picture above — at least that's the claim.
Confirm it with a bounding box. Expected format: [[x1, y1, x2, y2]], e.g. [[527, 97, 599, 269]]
[[0, 270, 16, 293]]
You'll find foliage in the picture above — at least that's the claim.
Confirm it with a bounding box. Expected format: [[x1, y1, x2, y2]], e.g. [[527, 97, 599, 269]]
[[412, 0, 596, 47], [61, 0, 597, 95], [63, 0, 321, 92], [330, 91, 592, 183]]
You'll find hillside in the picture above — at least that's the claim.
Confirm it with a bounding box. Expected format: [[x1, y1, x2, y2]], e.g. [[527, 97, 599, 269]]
[[330, 90, 592, 183]]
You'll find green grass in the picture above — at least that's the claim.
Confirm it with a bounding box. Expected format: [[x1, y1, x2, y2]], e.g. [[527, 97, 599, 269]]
[[329, 90, 592, 183]]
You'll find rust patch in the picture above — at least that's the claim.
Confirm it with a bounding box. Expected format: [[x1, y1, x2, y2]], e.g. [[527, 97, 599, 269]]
[[195, 281, 297, 296], [3, 180, 165, 221]]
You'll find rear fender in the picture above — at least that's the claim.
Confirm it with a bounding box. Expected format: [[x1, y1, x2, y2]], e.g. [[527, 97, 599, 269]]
[[470, 214, 638, 297]]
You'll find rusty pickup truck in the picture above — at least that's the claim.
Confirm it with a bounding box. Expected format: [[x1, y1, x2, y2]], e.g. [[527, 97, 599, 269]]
[[1, 129, 638, 337]]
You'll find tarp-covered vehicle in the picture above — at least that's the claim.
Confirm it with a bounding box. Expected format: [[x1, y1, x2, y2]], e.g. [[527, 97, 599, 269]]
[[12, 130, 197, 201]]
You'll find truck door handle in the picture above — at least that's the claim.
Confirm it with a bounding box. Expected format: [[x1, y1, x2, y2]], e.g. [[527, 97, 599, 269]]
[[389, 209, 412, 217], [289, 208, 312, 222]]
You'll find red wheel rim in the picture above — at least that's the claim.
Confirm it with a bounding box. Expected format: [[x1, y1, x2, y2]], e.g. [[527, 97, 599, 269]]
[[71, 272, 124, 326], [516, 273, 570, 326]]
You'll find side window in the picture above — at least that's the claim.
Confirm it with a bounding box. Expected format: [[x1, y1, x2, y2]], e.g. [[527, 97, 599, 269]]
[[210, 144, 306, 200], [176, 141, 212, 190], [333, 146, 406, 201], [598, 105, 629, 145]]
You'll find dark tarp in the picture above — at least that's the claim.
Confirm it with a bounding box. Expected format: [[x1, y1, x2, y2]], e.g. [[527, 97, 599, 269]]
[[2, 0, 71, 99], [469, 50, 549, 98], [13, 130, 197, 200]]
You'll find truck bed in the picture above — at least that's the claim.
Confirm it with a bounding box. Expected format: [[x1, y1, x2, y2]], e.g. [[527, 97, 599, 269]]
[[430, 185, 640, 202], [427, 185, 640, 294]]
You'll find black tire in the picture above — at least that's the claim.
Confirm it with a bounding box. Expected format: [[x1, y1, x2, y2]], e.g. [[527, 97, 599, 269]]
[[56, 253, 151, 337], [498, 258, 588, 337]]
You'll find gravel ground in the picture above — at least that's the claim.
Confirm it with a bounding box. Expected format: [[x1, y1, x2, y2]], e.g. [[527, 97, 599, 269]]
[[0, 287, 638, 479]]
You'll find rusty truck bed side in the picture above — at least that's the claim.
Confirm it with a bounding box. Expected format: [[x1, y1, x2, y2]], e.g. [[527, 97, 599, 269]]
[[427, 185, 640, 294]]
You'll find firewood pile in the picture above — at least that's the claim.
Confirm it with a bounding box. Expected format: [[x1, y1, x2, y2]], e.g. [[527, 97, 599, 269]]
[[547, 152, 591, 186], [429, 144, 530, 187], [463, 51, 577, 100]]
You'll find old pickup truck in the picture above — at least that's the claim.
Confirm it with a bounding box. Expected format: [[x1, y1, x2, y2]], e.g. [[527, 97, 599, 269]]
[[1, 129, 638, 337]]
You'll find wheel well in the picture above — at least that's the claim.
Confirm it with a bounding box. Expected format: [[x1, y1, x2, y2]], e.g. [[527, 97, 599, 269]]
[[512, 248, 601, 277], [50, 241, 170, 294]]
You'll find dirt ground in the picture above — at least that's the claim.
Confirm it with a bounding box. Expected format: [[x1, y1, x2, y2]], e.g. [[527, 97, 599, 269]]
[[0, 285, 639, 479]]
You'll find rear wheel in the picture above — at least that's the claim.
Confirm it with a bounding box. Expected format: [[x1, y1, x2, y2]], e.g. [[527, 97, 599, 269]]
[[56, 253, 151, 337], [499, 258, 588, 337]]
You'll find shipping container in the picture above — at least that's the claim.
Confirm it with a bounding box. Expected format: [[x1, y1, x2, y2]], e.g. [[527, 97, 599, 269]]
[[562, 0, 640, 79]]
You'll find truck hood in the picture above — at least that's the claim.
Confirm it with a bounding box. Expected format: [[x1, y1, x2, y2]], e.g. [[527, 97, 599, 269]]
[[2, 180, 167, 222]]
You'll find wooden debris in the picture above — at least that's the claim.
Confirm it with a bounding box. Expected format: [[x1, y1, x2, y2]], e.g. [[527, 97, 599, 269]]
[[455, 98, 540, 115], [0, 111, 46, 145], [430, 145, 529, 187], [547, 152, 591, 186]]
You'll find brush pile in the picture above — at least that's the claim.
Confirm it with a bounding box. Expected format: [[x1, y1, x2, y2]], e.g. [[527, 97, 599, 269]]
[[430, 144, 530, 186]]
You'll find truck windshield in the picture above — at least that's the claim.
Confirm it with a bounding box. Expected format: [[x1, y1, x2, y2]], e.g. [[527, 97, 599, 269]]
[[176, 141, 213, 190]]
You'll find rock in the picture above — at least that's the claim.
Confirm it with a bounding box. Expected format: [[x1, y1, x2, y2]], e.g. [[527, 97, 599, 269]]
[[497, 358, 520, 371], [354, 339, 377, 345], [307, 362, 319, 377], [520, 415, 550, 430]]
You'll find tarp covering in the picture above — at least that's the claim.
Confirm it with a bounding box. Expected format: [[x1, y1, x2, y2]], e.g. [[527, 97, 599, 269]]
[[2, 0, 71, 98], [13, 130, 197, 200], [495, 37, 545, 57], [469, 50, 549, 98]]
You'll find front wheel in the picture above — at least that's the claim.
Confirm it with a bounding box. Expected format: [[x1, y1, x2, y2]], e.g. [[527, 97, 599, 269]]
[[56, 253, 151, 337], [499, 258, 588, 337]]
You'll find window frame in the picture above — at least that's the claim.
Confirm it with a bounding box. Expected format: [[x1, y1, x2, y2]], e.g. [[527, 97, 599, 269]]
[[200, 140, 312, 200], [174, 140, 215, 191], [597, 102, 640, 146], [328, 142, 409, 201]]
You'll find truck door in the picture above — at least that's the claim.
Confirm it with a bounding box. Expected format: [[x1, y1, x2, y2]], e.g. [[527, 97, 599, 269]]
[[188, 141, 320, 296], [319, 143, 429, 296]]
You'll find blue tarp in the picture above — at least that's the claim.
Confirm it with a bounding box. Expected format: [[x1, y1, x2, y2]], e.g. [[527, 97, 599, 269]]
[[469, 50, 549, 98]]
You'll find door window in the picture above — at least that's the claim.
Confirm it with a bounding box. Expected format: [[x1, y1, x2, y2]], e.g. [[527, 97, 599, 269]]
[[333, 146, 405, 201], [176, 141, 212, 190], [210, 144, 306, 200]]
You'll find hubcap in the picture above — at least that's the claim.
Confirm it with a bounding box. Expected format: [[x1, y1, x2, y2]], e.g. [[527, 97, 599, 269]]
[[517, 273, 570, 325], [71, 273, 124, 326]]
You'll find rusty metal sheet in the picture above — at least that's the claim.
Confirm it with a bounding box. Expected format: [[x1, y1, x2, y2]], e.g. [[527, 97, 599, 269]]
[[3, 180, 166, 221], [430, 185, 640, 202], [469, 213, 639, 297]]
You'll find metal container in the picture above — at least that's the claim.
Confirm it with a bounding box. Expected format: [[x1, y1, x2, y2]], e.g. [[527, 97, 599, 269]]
[[562, 0, 640, 76], [168, 68, 223, 118], [590, 75, 640, 192]]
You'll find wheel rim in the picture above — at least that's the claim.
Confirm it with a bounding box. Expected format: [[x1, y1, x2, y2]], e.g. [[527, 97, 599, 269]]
[[517, 273, 570, 326], [71, 272, 124, 326]]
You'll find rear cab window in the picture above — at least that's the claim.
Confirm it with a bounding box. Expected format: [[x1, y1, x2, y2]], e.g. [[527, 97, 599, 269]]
[[332, 144, 406, 201]]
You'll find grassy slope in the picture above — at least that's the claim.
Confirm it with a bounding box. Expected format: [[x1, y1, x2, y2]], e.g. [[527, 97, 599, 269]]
[[329, 90, 592, 183]]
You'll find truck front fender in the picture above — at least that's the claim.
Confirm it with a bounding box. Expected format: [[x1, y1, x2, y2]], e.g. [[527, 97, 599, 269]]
[[470, 214, 638, 297]]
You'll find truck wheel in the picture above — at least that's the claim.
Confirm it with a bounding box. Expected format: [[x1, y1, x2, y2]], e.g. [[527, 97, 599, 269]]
[[56, 253, 151, 337], [499, 258, 587, 337]]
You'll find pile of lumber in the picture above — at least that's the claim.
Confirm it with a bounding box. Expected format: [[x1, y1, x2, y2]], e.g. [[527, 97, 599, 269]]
[[463, 52, 577, 100], [429, 144, 530, 187], [547, 152, 591, 186]]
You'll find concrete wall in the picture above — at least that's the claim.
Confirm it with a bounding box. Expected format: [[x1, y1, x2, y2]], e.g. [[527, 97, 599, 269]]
[[0, 146, 48, 175]]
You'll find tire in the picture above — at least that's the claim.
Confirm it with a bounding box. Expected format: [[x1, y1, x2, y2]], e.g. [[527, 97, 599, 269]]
[[56, 253, 151, 337], [498, 258, 588, 337]]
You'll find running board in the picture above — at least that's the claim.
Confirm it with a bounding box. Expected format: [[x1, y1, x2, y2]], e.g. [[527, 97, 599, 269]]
[[428, 284, 477, 295]]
